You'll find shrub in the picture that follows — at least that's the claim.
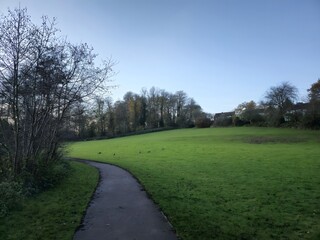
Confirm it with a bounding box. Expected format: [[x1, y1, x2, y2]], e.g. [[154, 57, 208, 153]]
[[0, 181, 23, 217], [22, 159, 71, 195], [0, 156, 72, 217], [195, 117, 212, 128]]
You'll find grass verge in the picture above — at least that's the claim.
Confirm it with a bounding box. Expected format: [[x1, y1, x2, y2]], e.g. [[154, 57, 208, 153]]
[[0, 161, 99, 240], [67, 127, 320, 240]]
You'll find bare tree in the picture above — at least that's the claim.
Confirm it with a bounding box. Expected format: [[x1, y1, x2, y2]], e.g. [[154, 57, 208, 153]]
[[185, 98, 202, 127], [114, 100, 129, 133], [94, 97, 108, 136], [174, 90, 187, 126], [0, 8, 114, 176], [71, 102, 88, 138], [0, 8, 39, 174], [147, 87, 160, 128], [105, 97, 115, 136], [264, 82, 298, 125]]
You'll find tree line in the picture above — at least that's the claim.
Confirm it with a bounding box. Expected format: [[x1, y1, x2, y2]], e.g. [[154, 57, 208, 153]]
[[64, 87, 211, 140], [214, 81, 320, 129]]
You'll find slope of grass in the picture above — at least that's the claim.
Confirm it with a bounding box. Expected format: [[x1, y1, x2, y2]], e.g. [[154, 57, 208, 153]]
[[0, 161, 99, 240], [67, 127, 320, 240]]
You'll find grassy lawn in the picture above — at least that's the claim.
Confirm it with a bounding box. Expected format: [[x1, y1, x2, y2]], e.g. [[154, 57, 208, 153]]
[[0, 161, 99, 240], [67, 127, 320, 240]]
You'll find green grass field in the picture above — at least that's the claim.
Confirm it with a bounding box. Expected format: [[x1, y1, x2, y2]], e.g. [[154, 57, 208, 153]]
[[67, 127, 320, 240], [0, 161, 99, 240]]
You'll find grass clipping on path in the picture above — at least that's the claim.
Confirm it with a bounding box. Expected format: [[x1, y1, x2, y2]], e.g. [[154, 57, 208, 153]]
[[68, 127, 320, 240], [0, 161, 98, 240]]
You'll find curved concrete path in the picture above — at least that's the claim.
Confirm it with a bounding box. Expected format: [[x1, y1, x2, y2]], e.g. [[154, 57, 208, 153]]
[[73, 160, 178, 240]]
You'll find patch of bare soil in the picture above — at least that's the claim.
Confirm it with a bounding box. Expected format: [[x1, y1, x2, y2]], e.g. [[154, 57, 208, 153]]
[[245, 136, 306, 144]]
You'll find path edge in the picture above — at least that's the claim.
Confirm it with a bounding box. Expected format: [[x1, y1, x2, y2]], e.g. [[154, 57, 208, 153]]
[[66, 158, 102, 235], [67, 157, 179, 239]]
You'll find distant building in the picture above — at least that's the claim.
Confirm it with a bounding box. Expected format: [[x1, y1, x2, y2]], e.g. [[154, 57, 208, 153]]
[[213, 111, 235, 126], [214, 111, 235, 120], [284, 102, 309, 122], [288, 102, 309, 114]]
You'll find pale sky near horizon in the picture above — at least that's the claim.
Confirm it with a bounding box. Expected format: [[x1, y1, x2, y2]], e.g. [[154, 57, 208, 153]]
[[1, 0, 319, 113]]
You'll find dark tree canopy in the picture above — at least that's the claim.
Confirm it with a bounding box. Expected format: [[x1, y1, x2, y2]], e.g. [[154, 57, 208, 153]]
[[308, 79, 320, 102], [304, 79, 320, 128], [263, 82, 298, 125], [265, 82, 298, 112]]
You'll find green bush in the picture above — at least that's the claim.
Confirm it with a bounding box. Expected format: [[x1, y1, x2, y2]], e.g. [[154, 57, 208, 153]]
[[0, 181, 23, 217], [0, 156, 72, 216], [22, 159, 71, 195], [195, 117, 212, 128]]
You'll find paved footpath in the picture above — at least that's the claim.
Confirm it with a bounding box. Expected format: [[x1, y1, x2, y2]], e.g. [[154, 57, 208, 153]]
[[73, 160, 178, 240]]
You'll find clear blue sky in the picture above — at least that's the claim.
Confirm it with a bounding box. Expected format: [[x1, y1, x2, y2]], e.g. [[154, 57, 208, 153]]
[[1, 0, 319, 113]]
